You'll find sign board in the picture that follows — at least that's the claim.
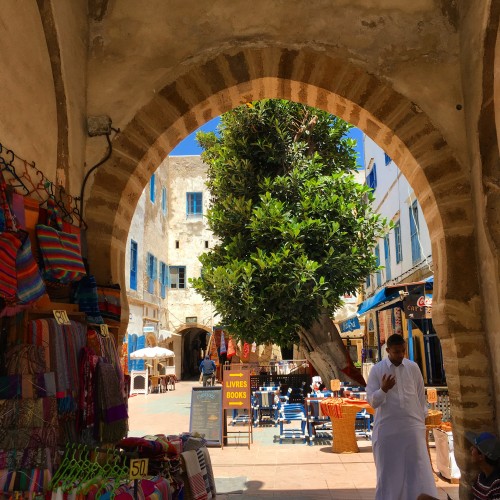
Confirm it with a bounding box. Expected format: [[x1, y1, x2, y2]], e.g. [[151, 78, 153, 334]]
[[223, 370, 251, 410], [339, 316, 361, 333], [129, 458, 149, 479], [189, 386, 223, 446], [427, 388, 438, 404], [53, 310, 71, 325], [404, 288, 432, 319]]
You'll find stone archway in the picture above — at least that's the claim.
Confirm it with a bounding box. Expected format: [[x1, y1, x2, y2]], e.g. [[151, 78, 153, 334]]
[[85, 47, 492, 473]]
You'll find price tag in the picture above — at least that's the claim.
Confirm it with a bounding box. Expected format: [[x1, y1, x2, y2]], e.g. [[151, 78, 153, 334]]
[[129, 458, 149, 480], [427, 388, 438, 404], [53, 310, 71, 325], [100, 324, 109, 337]]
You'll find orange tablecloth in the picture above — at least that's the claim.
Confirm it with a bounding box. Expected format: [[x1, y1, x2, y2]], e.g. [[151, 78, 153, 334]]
[[320, 397, 374, 453]]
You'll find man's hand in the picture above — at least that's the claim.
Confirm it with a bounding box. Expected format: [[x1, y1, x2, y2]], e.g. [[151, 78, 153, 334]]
[[381, 374, 396, 393]]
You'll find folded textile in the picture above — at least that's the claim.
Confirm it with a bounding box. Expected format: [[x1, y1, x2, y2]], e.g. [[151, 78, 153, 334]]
[[181, 449, 214, 500], [97, 285, 121, 322]]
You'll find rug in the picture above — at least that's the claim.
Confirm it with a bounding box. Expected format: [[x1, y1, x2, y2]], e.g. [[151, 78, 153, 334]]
[[214, 476, 248, 494]]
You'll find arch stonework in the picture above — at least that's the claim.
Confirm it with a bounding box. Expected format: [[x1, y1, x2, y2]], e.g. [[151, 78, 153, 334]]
[[85, 47, 493, 473]]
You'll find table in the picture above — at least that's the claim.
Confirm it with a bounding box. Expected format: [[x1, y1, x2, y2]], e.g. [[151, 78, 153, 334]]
[[320, 397, 374, 453]]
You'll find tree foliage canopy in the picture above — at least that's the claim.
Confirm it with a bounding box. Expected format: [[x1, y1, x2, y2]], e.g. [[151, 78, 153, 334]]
[[191, 99, 387, 346]]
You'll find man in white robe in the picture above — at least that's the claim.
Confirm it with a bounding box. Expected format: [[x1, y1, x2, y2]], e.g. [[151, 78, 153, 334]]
[[366, 333, 438, 500]]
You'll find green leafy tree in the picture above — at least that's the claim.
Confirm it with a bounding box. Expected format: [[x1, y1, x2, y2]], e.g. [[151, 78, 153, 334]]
[[191, 99, 386, 385]]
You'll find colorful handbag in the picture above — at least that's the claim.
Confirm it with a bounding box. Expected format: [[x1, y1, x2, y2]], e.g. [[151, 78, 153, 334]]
[[0, 172, 21, 303], [16, 231, 46, 304], [36, 224, 86, 284]]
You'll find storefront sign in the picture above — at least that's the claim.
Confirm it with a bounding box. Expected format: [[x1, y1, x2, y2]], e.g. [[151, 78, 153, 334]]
[[339, 316, 360, 333], [223, 370, 250, 410], [189, 386, 223, 446], [404, 289, 432, 319]]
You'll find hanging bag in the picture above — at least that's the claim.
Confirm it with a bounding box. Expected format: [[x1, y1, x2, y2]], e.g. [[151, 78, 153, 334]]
[[0, 171, 21, 303], [16, 230, 46, 304], [36, 199, 86, 284]]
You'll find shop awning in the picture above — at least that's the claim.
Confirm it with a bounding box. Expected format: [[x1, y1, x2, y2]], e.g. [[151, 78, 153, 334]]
[[357, 288, 401, 316], [357, 276, 434, 316]]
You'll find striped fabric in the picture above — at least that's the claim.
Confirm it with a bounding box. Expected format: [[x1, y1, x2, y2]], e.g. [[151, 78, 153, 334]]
[[16, 234, 46, 304], [36, 224, 86, 283], [0, 232, 22, 302]]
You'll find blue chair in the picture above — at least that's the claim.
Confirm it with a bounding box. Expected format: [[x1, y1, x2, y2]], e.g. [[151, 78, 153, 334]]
[[278, 403, 307, 444], [305, 398, 332, 445], [252, 390, 279, 426], [355, 408, 372, 438]]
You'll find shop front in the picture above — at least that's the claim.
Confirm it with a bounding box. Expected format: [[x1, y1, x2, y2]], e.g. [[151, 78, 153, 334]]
[[354, 277, 446, 386]]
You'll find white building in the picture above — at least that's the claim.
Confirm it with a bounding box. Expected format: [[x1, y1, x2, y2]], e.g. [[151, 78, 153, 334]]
[[125, 156, 219, 380], [358, 135, 444, 385]]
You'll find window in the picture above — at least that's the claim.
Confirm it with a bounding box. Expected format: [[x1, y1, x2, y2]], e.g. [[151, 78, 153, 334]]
[[205, 240, 209, 249], [384, 234, 391, 282], [159, 261, 167, 299], [146, 252, 158, 294], [394, 221, 403, 264], [175, 240, 179, 249], [367, 164, 377, 190], [169, 266, 186, 289], [161, 187, 167, 214], [366, 274, 371, 288], [150, 174, 156, 203], [186, 192, 203, 218], [375, 244, 381, 287], [384, 153, 391, 166], [130, 240, 138, 290], [409, 201, 421, 263]]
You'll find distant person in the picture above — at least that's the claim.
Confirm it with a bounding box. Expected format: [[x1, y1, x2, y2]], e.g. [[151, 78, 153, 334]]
[[366, 333, 437, 500], [199, 355, 216, 387], [418, 432, 500, 500]]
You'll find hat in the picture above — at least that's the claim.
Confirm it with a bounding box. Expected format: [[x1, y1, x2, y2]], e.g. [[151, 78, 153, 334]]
[[466, 431, 500, 461]]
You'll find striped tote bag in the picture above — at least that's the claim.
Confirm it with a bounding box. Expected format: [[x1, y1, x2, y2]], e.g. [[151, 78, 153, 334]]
[[36, 224, 86, 283]]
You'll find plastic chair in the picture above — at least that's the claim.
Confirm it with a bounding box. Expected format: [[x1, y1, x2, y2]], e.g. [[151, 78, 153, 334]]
[[278, 403, 307, 444]]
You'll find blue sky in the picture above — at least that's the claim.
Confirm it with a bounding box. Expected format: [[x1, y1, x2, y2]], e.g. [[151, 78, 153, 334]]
[[170, 116, 365, 169]]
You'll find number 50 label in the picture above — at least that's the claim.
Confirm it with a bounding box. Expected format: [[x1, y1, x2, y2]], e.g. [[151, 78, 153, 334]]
[[129, 458, 149, 479]]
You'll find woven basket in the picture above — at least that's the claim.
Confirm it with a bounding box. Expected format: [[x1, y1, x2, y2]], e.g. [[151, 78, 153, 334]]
[[320, 399, 360, 453], [425, 409, 443, 426]]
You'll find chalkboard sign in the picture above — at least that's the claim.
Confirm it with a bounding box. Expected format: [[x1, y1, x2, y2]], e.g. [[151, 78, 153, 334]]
[[189, 387, 223, 447]]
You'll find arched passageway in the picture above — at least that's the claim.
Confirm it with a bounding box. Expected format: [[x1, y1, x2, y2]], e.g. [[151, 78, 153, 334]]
[[85, 46, 495, 483]]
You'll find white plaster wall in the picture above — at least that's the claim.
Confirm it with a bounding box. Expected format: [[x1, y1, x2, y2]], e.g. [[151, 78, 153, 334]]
[[0, 3, 58, 180], [125, 155, 218, 378], [363, 135, 432, 295], [164, 156, 219, 330]]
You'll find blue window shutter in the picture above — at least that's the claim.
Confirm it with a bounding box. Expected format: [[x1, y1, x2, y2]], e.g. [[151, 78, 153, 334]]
[[130, 241, 138, 290], [150, 174, 156, 203], [384, 235, 391, 281], [410, 201, 421, 263]]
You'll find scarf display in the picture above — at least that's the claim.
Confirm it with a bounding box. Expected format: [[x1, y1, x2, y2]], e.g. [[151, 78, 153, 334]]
[[96, 361, 128, 443]]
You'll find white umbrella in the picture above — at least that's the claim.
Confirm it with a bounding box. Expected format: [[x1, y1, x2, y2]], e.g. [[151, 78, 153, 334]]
[[130, 346, 175, 360]]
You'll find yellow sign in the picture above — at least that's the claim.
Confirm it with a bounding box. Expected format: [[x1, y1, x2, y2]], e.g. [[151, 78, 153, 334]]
[[53, 310, 71, 325], [129, 458, 149, 479], [223, 371, 251, 410], [427, 388, 438, 404]]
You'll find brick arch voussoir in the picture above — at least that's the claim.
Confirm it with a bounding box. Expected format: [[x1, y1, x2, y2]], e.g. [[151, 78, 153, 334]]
[[87, 43, 473, 350]]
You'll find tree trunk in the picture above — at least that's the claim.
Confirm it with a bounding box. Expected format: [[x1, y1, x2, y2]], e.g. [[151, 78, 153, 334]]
[[299, 310, 366, 387]]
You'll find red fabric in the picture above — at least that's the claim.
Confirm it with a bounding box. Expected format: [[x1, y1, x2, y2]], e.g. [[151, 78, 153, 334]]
[[242, 342, 250, 360], [227, 338, 236, 358]]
